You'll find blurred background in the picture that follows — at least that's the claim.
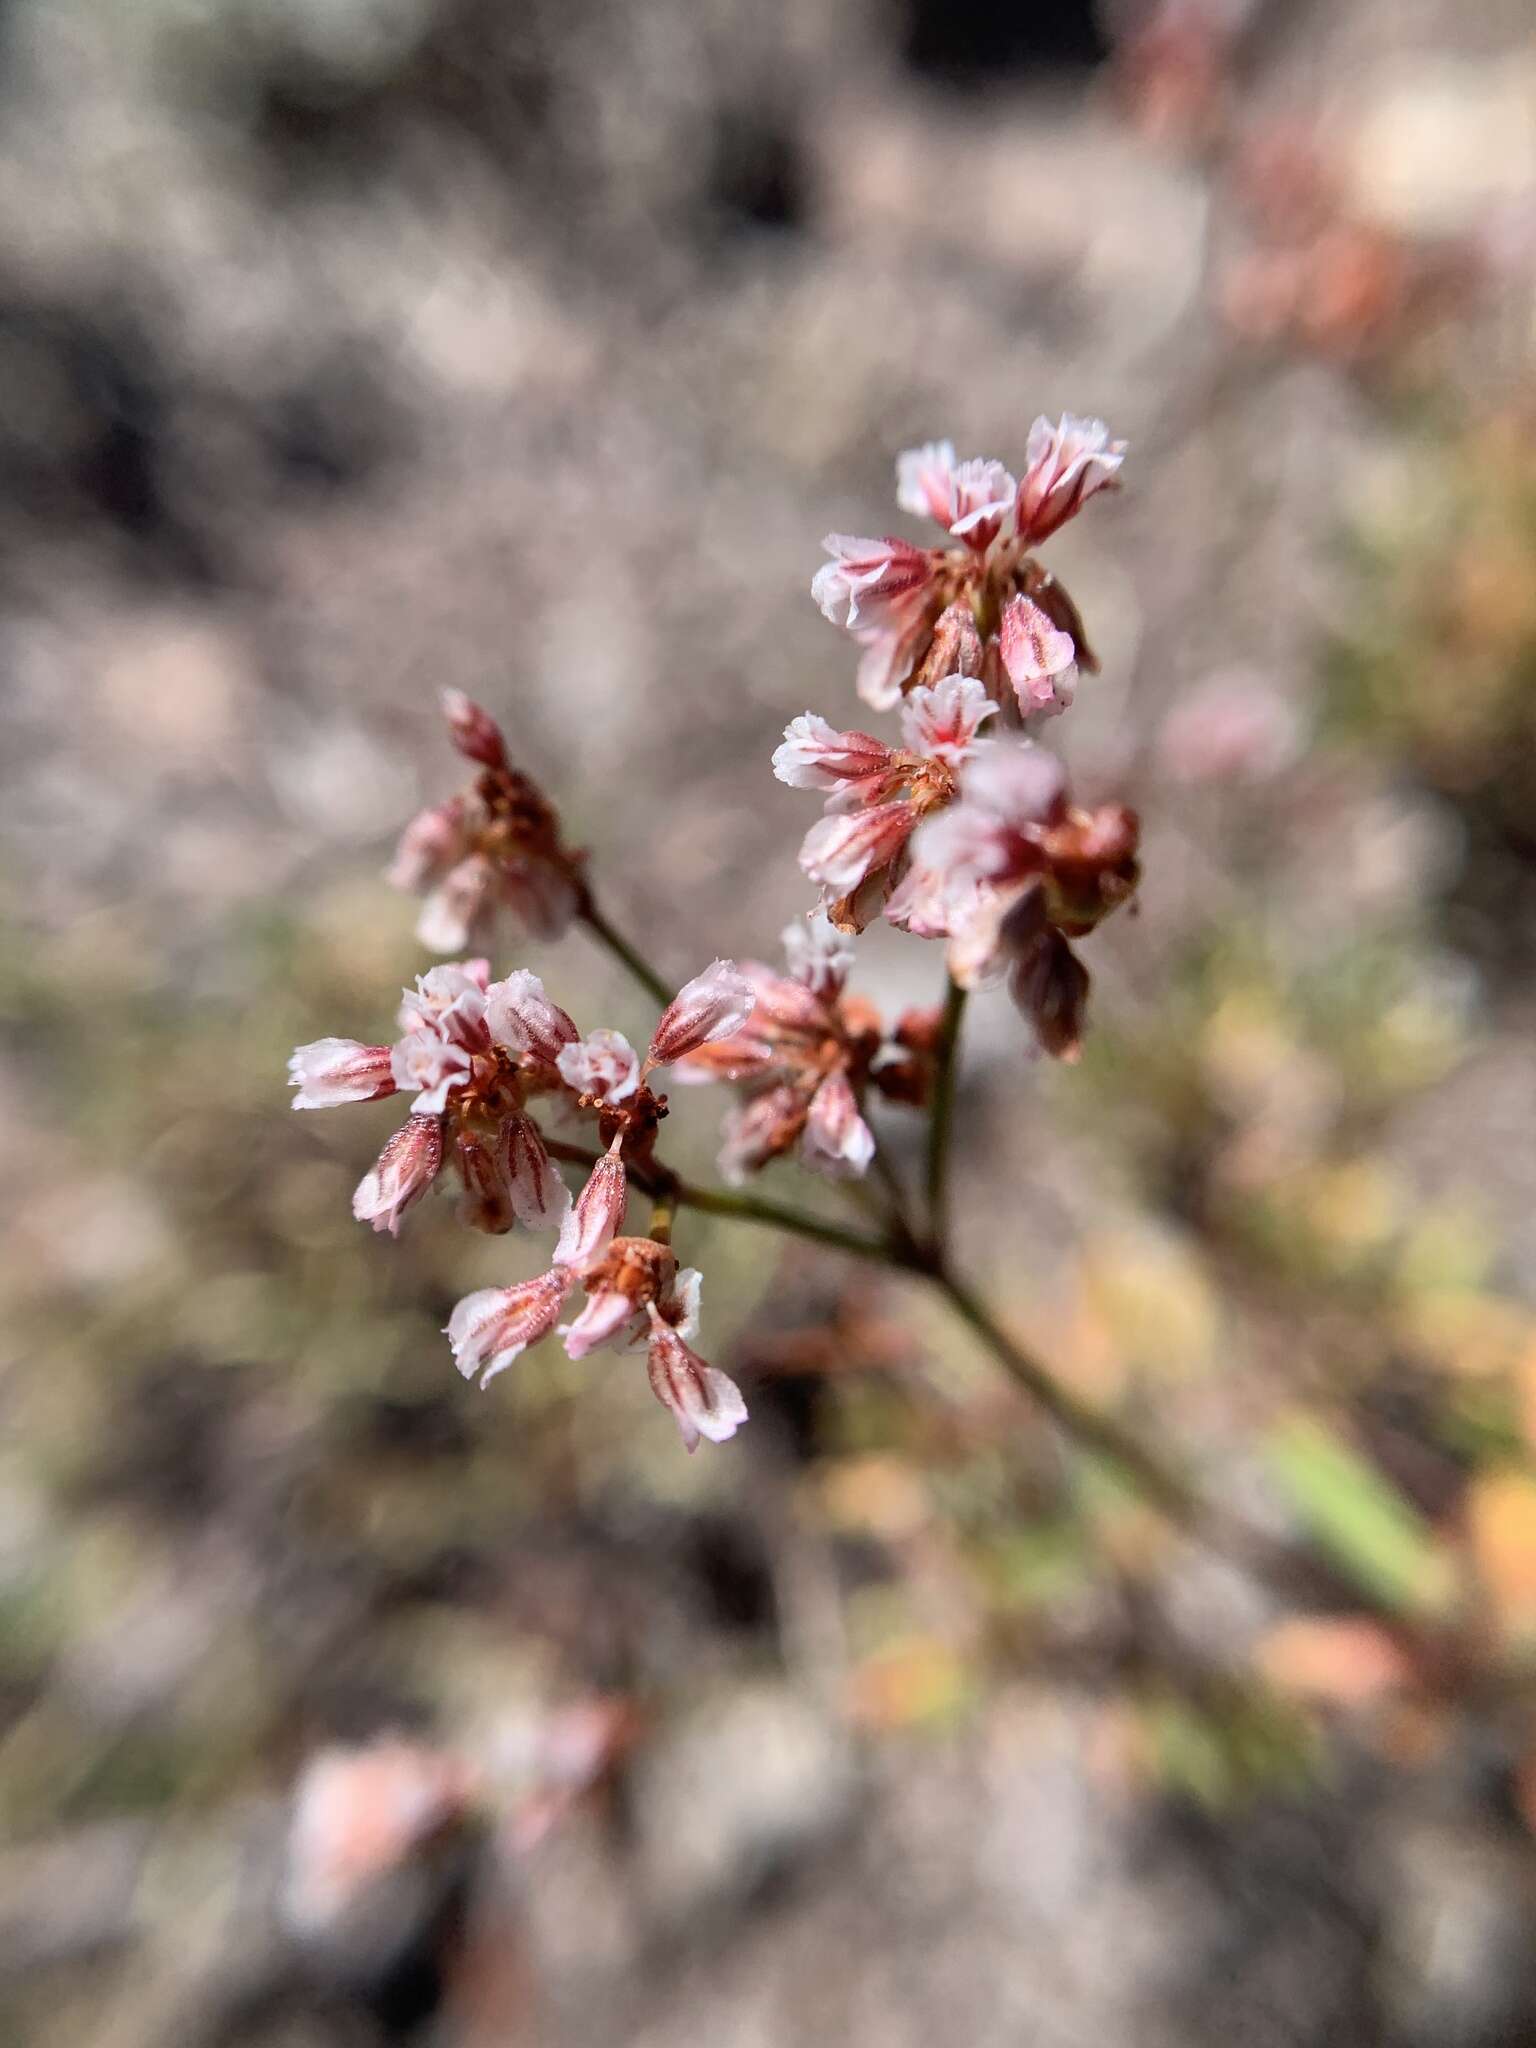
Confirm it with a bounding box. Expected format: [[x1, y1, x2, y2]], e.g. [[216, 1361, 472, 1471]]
[[3, 0, 1536, 2041]]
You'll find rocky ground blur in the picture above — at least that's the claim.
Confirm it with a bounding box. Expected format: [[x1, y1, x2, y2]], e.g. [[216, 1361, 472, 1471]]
[[3, 0, 1536, 2042]]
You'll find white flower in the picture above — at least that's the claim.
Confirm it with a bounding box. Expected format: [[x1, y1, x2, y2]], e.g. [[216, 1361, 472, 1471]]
[[557, 1028, 641, 1105]]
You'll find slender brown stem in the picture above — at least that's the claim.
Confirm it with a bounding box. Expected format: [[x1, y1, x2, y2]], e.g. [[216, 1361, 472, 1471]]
[[576, 893, 673, 1007], [924, 977, 968, 1245]]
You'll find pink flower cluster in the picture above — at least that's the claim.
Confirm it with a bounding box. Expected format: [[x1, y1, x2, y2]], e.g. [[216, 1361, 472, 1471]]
[[773, 420, 1141, 1058], [291, 901, 756, 1447], [388, 689, 586, 953], [812, 417, 1124, 713], [288, 414, 1149, 1452]]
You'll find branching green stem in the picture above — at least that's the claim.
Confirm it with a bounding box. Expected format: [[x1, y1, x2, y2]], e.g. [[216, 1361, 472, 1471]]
[[924, 977, 968, 1245]]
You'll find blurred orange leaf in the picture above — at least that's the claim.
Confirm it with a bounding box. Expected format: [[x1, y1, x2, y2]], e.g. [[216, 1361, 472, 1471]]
[[1257, 1615, 1410, 1707], [1467, 1470, 1536, 1640]]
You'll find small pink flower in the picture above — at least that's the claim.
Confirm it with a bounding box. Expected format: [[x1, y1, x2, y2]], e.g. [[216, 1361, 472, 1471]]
[[396, 962, 490, 1040], [854, 619, 932, 712], [385, 799, 468, 893], [801, 1069, 876, 1179], [554, 1145, 627, 1267], [447, 1269, 574, 1388], [718, 1084, 810, 1184], [780, 912, 855, 1001], [498, 857, 581, 943], [800, 800, 918, 895], [440, 688, 508, 770], [811, 534, 934, 634], [771, 715, 894, 796], [561, 1287, 639, 1361], [646, 961, 758, 1071], [503, 1113, 571, 1229], [918, 744, 1066, 886], [416, 852, 497, 954], [288, 1038, 397, 1111], [486, 970, 579, 1066], [1156, 672, 1302, 784], [896, 442, 1016, 546], [883, 858, 989, 942], [284, 1738, 477, 1935], [645, 1309, 748, 1452], [898, 672, 996, 765], [559, 1237, 679, 1361], [557, 1028, 641, 1104], [1013, 413, 1126, 546], [389, 1027, 474, 1115], [353, 1115, 444, 1235], [999, 595, 1078, 719]]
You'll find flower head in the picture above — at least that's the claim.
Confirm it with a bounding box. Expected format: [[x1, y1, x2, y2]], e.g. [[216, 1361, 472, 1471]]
[[673, 914, 905, 1185], [1013, 414, 1127, 546], [914, 742, 1140, 1056], [776, 675, 996, 934], [812, 423, 1125, 711], [447, 1234, 744, 1451], [292, 961, 580, 1237], [387, 693, 584, 955]]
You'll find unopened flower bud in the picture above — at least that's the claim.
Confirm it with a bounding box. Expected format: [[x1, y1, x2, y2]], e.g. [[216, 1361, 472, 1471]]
[[999, 595, 1078, 719], [801, 1069, 875, 1179], [1011, 929, 1090, 1063], [486, 970, 579, 1066], [647, 961, 757, 1070], [441, 689, 508, 770], [910, 602, 985, 690], [554, 1146, 627, 1267], [353, 1114, 444, 1235]]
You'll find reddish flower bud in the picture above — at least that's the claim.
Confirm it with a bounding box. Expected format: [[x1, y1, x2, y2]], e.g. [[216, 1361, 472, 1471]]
[[441, 689, 508, 770], [647, 961, 757, 1070], [1011, 929, 1091, 1063], [353, 1114, 444, 1235]]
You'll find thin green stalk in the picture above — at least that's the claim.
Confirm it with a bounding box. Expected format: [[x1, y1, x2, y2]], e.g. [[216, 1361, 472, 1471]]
[[924, 977, 968, 1245], [543, 1137, 899, 1265], [933, 1264, 1201, 1529], [576, 895, 673, 1007], [674, 1180, 904, 1264]]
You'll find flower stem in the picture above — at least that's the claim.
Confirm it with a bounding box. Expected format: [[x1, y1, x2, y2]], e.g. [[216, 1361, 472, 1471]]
[[932, 1264, 1203, 1528], [543, 1137, 898, 1265], [576, 893, 673, 1008], [924, 977, 968, 1245], [674, 1180, 905, 1264]]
